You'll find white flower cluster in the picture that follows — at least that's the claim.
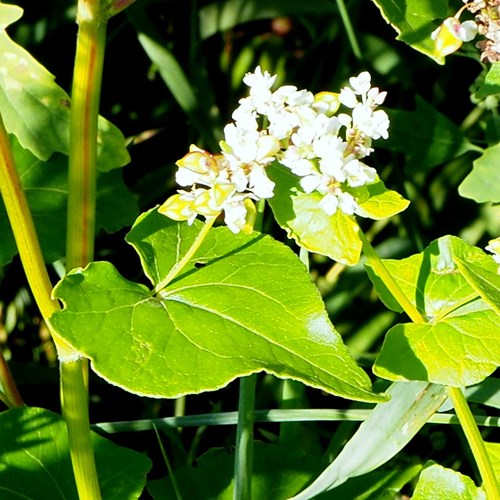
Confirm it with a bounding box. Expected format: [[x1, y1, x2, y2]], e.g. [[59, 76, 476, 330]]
[[159, 67, 390, 233]]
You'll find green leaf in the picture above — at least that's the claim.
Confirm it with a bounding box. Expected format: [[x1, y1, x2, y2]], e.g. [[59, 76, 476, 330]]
[[0, 3, 130, 168], [459, 143, 500, 203], [148, 442, 324, 500], [382, 98, 475, 174], [290, 382, 448, 499], [485, 442, 500, 481], [0, 136, 138, 266], [355, 180, 409, 220], [0, 406, 151, 500], [454, 257, 500, 315], [369, 236, 500, 386], [267, 163, 362, 266], [51, 208, 384, 403], [475, 62, 500, 99], [412, 462, 484, 500], [369, 0, 449, 64]]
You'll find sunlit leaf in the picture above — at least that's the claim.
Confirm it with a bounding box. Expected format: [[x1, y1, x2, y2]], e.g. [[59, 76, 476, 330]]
[[355, 180, 409, 219], [382, 97, 475, 174], [51, 209, 384, 403], [459, 143, 500, 203], [0, 137, 138, 266], [0, 3, 129, 168], [267, 163, 362, 266], [0, 407, 151, 499], [369, 236, 500, 386], [454, 256, 500, 315], [369, 0, 449, 64], [412, 462, 484, 500]]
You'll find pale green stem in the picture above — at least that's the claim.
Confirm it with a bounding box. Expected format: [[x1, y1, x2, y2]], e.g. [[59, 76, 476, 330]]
[[233, 375, 257, 500], [0, 115, 60, 324], [63, 1, 109, 498], [66, 5, 106, 271], [335, 0, 362, 60], [448, 387, 499, 499], [359, 230, 425, 324], [60, 359, 101, 499], [154, 216, 217, 293]]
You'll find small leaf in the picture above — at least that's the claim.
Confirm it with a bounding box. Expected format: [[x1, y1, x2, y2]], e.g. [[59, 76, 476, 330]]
[[0, 137, 138, 266], [412, 462, 484, 500], [382, 98, 475, 174], [267, 162, 362, 266], [369, 236, 500, 386], [51, 209, 384, 403], [485, 442, 500, 481], [355, 180, 409, 219], [0, 3, 129, 168], [0, 407, 151, 500], [459, 143, 500, 203], [475, 62, 500, 99], [454, 256, 500, 315], [369, 0, 449, 64]]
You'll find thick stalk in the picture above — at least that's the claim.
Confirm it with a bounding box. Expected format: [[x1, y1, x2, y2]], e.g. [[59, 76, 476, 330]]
[[61, 359, 101, 498], [62, 1, 108, 498], [448, 387, 499, 499]]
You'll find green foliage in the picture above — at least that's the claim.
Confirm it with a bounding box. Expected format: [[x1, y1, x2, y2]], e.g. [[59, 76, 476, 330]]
[[0, 0, 499, 498], [0, 3, 130, 168], [148, 442, 325, 499], [0, 407, 151, 499], [459, 143, 500, 203], [412, 462, 484, 500], [369, 0, 448, 64], [0, 137, 138, 265], [369, 236, 500, 386], [51, 208, 382, 402]]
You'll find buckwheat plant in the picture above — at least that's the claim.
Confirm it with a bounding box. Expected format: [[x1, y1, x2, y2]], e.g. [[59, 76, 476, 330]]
[[159, 67, 390, 234]]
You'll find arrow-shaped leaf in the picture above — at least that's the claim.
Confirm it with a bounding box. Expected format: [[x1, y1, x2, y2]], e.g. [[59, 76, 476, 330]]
[[51, 209, 384, 403]]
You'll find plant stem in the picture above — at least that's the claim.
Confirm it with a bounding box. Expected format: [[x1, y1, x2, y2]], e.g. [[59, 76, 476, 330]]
[[154, 216, 217, 293], [359, 229, 425, 324], [0, 349, 24, 407], [447, 387, 499, 499], [335, 0, 362, 60], [233, 374, 257, 500], [67, 2, 106, 271], [62, 1, 108, 498], [0, 115, 60, 324], [60, 358, 101, 499]]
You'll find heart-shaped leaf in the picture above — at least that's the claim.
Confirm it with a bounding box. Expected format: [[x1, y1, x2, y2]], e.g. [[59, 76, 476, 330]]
[[0, 136, 138, 266], [0, 407, 151, 499], [51, 209, 384, 403], [355, 180, 409, 220], [0, 3, 129, 168], [369, 236, 500, 386]]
